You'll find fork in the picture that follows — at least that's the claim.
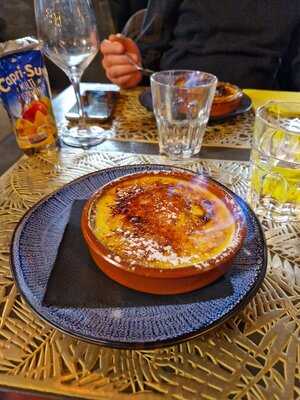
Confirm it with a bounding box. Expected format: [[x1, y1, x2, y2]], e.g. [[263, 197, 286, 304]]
[[125, 55, 155, 76]]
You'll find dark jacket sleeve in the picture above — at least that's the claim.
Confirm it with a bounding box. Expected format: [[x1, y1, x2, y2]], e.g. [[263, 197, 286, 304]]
[[136, 0, 181, 71], [289, 22, 300, 90], [109, 0, 148, 32], [278, 20, 300, 91]]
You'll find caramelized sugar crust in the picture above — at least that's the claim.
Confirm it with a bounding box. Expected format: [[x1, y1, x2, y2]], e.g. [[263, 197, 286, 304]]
[[89, 172, 240, 270], [213, 82, 242, 102], [211, 82, 243, 117]]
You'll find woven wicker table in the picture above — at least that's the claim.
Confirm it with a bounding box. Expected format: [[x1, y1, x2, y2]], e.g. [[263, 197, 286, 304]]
[[0, 85, 299, 400]]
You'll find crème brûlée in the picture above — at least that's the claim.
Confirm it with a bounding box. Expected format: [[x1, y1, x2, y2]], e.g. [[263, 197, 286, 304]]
[[211, 82, 243, 117], [81, 170, 247, 294]]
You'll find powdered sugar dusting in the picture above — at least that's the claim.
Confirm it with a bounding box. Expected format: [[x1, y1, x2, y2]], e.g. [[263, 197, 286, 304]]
[[90, 171, 246, 270], [113, 228, 194, 267]]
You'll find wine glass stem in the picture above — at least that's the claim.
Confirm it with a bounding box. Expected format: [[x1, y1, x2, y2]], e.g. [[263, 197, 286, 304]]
[[70, 75, 86, 130]]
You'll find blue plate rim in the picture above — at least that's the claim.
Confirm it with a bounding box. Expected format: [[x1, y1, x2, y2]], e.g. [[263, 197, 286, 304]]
[[10, 164, 267, 349]]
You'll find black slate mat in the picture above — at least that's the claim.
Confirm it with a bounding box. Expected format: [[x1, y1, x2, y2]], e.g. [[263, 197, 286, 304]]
[[43, 200, 233, 308]]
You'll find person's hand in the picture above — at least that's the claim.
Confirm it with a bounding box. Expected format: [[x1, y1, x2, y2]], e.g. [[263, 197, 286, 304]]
[[100, 34, 142, 89]]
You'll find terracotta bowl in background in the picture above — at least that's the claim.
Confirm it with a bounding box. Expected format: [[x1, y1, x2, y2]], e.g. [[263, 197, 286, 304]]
[[211, 82, 243, 117]]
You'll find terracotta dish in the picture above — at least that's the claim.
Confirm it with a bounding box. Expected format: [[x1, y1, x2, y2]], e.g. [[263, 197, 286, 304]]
[[211, 82, 243, 117], [81, 170, 247, 294]]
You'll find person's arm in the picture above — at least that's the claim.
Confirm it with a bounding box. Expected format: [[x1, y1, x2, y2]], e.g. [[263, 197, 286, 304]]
[[109, 0, 128, 31], [278, 20, 300, 91], [289, 22, 300, 90], [109, 0, 148, 32], [136, 0, 181, 71], [100, 0, 180, 88]]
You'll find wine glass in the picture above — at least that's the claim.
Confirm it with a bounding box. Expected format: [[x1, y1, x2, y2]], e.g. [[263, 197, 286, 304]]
[[34, 0, 105, 148]]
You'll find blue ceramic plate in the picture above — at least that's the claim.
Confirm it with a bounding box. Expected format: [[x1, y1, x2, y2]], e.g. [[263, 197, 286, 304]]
[[10, 165, 267, 349], [139, 88, 252, 122]]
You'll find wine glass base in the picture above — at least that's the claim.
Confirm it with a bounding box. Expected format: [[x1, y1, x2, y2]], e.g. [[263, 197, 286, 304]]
[[61, 125, 108, 149]]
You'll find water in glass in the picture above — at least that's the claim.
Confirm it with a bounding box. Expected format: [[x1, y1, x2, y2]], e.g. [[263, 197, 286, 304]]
[[151, 70, 217, 160]]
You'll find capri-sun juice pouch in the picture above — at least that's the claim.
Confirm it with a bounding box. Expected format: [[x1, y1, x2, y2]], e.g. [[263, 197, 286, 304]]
[[0, 37, 58, 154]]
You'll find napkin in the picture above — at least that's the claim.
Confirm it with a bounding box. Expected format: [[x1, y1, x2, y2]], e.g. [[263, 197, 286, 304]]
[[43, 200, 233, 308], [243, 89, 300, 110]]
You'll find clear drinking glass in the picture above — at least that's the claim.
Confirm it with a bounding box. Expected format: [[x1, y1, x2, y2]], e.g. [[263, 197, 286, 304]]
[[248, 101, 300, 222], [34, 0, 105, 148], [150, 70, 217, 160]]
